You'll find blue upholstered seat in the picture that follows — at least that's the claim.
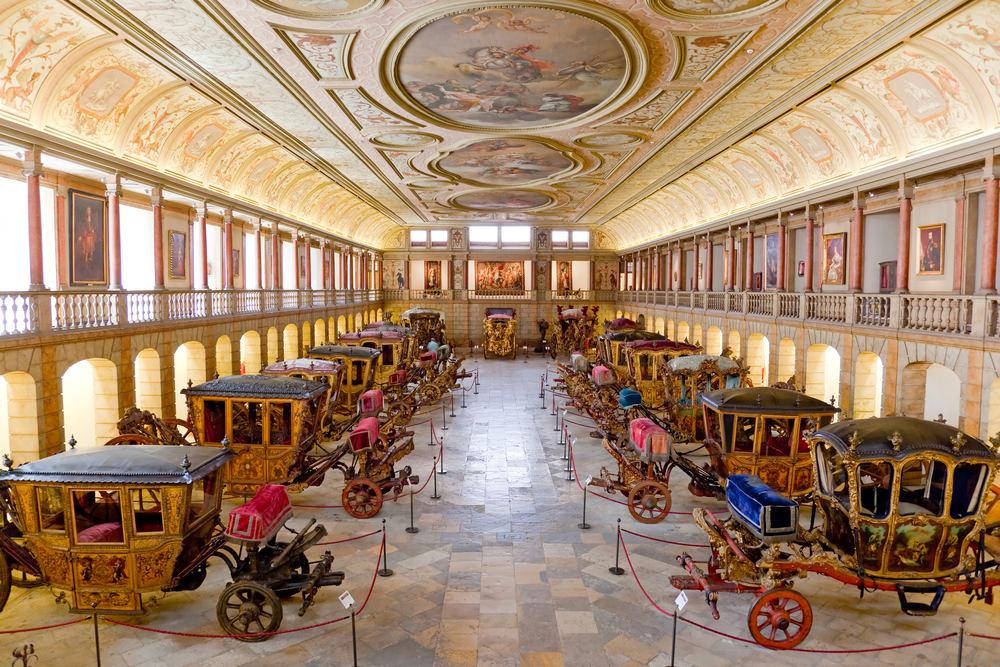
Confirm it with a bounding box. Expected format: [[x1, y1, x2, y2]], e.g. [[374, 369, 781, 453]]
[[726, 474, 799, 544], [619, 388, 642, 409]]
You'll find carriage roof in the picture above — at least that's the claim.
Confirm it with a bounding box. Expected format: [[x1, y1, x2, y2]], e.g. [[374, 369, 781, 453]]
[[605, 318, 638, 331], [666, 354, 742, 374], [0, 445, 234, 484], [401, 307, 444, 320], [599, 331, 665, 343], [261, 358, 342, 375], [700, 387, 839, 415], [809, 416, 998, 462], [309, 345, 382, 360], [623, 339, 701, 353], [485, 307, 515, 319], [182, 374, 329, 399], [339, 330, 406, 342], [365, 322, 410, 335]]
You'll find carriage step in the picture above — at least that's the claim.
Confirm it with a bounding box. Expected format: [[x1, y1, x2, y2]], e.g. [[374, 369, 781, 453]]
[[895, 583, 945, 616]]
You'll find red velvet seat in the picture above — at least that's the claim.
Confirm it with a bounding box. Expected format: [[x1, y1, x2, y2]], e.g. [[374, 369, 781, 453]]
[[225, 484, 292, 543], [77, 522, 123, 543], [629, 418, 672, 463], [350, 416, 380, 453], [592, 365, 614, 387], [358, 389, 383, 416]]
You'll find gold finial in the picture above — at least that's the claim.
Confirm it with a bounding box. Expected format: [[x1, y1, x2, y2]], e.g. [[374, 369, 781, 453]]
[[951, 432, 966, 452], [848, 431, 861, 451], [889, 431, 903, 452], [989, 432, 1000, 453]]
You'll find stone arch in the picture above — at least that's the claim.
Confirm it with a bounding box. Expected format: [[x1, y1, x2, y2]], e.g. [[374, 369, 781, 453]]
[[174, 341, 207, 421], [728, 330, 741, 358], [692, 323, 703, 346], [369, 309, 376, 324], [283, 324, 299, 361], [667, 319, 675, 340], [706, 327, 722, 356], [0, 372, 39, 463], [747, 334, 770, 386], [777, 338, 796, 387], [616, 310, 623, 319], [337, 316, 347, 336], [354, 312, 362, 331], [315, 319, 326, 346], [854, 352, 884, 419], [266, 327, 279, 366], [987, 377, 1000, 439], [677, 321, 690, 343], [654, 317, 665, 336], [328, 317, 337, 342], [806, 344, 841, 407], [302, 321, 312, 356], [636, 313, 646, 330], [623, 311, 632, 321], [377, 308, 383, 322], [241, 330, 262, 374], [62, 359, 119, 448], [902, 362, 960, 425], [216, 335, 233, 377], [134, 349, 162, 414]]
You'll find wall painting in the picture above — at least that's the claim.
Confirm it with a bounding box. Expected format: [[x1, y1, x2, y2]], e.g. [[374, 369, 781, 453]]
[[917, 224, 943, 275], [475, 261, 524, 292], [69, 189, 107, 287], [822, 232, 846, 285]]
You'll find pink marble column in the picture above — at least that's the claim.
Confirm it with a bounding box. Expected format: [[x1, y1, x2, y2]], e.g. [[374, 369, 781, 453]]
[[849, 197, 865, 292], [954, 195, 965, 293], [197, 203, 208, 290], [106, 176, 122, 290], [222, 210, 233, 290], [292, 233, 301, 290], [726, 232, 736, 291], [745, 226, 755, 291], [704, 238, 714, 292], [253, 220, 263, 289], [803, 209, 815, 293], [982, 162, 1000, 294], [23, 149, 44, 290], [897, 181, 913, 294], [776, 221, 787, 291], [271, 223, 281, 289], [150, 187, 164, 290], [329, 245, 336, 290]]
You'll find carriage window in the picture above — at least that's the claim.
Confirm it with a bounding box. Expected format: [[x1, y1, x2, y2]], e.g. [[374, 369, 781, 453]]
[[730, 416, 755, 453], [898, 460, 946, 517], [760, 418, 793, 457], [381, 344, 395, 366], [857, 462, 893, 519], [815, 442, 850, 508], [703, 410, 716, 440], [951, 463, 988, 519], [131, 489, 164, 534], [231, 401, 264, 444], [617, 347, 626, 367], [300, 396, 321, 438], [204, 400, 227, 442], [639, 355, 650, 381], [73, 490, 124, 543], [36, 487, 65, 532], [189, 473, 218, 517], [352, 360, 365, 384], [268, 402, 293, 446]]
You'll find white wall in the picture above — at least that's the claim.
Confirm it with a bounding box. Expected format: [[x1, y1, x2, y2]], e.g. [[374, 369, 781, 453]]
[[207, 223, 221, 289], [793, 227, 806, 292], [282, 240, 295, 288], [712, 244, 724, 290], [163, 210, 190, 290], [862, 210, 898, 294], [0, 376, 8, 460], [0, 177, 29, 291], [62, 361, 96, 448], [41, 186, 55, 289], [910, 198, 955, 293], [121, 203, 154, 290], [572, 260, 590, 290], [753, 234, 764, 289], [410, 259, 424, 288]]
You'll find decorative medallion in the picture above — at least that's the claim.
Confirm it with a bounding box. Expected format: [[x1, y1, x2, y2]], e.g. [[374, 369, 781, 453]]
[[386, 3, 644, 131], [450, 189, 554, 211], [248, 0, 384, 20], [431, 137, 577, 187], [370, 132, 440, 148], [573, 132, 644, 148], [273, 27, 356, 81], [650, 0, 784, 20]]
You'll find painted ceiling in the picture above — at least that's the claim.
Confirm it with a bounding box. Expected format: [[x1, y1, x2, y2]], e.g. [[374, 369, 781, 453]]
[[0, 0, 998, 250]]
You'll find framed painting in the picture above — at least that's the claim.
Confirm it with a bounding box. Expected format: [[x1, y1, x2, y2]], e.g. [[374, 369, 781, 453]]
[[764, 233, 779, 290], [475, 261, 524, 292], [299, 255, 306, 277], [917, 224, 944, 275], [557, 260, 572, 293], [69, 189, 107, 286], [424, 260, 441, 290], [822, 232, 846, 285], [797, 261, 805, 277], [168, 231, 186, 279], [232, 249, 240, 277]]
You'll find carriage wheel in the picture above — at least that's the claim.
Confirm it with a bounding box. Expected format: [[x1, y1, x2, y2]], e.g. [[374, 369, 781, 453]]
[[103, 434, 157, 446], [747, 589, 812, 649], [421, 385, 442, 405], [627, 480, 671, 524], [0, 551, 11, 614], [342, 478, 383, 519], [217, 581, 283, 641], [164, 418, 198, 444]]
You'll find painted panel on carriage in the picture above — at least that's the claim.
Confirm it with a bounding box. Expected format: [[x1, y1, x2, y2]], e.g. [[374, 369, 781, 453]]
[[887, 521, 943, 573]]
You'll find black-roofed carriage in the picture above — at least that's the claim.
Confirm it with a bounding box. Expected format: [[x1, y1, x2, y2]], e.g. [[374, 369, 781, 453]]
[[338, 329, 415, 384], [673, 416, 1000, 649], [0, 445, 343, 639], [483, 308, 517, 359], [622, 339, 702, 408], [307, 345, 381, 414]]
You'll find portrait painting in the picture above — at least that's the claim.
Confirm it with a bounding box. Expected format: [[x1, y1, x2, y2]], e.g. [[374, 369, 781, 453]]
[[475, 261, 524, 292], [798, 261, 805, 277], [424, 260, 442, 290], [233, 249, 240, 278], [69, 189, 107, 286], [397, 7, 628, 129], [168, 231, 186, 280], [764, 233, 779, 289], [822, 232, 846, 285], [917, 224, 944, 275], [299, 254, 306, 278], [556, 261, 572, 293]]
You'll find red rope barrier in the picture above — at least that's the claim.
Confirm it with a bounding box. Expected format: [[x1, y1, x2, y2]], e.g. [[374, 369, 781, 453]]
[[620, 527, 711, 549], [316, 528, 381, 546], [0, 617, 90, 634], [969, 633, 1000, 640], [617, 532, 958, 654]]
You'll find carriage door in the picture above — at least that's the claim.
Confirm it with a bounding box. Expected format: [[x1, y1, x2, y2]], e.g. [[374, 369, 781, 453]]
[[888, 459, 948, 575], [754, 416, 795, 495], [266, 401, 296, 482], [229, 400, 265, 487]]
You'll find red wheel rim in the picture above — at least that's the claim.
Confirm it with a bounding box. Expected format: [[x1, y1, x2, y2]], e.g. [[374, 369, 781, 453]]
[[748, 590, 812, 649], [342, 479, 383, 519]]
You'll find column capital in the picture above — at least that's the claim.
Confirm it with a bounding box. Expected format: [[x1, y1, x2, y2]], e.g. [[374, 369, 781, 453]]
[[250, 216, 263, 232], [804, 205, 816, 221], [851, 192, 866, 211], [149, 186, 164, 207], [270, 220, 280, 235], [103, 173, 122, 197], [222, 208, 234, 225], [21, 147, 43, 178], [984, 160, 1000, 182], [898, 177, 915, 200], [195, 201, 210, 218]]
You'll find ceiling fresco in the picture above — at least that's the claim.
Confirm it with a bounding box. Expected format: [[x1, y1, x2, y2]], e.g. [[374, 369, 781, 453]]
[[0, 0, 998, 249]]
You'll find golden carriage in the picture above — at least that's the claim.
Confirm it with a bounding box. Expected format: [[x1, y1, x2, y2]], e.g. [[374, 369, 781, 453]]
[[621, 339, 703, 407], [338, 329, 414, 384], [483, 308, 517, 359], [553, 305, 599, 357], [597, 331, 700, 381], [261, 358, 344, 431], [659, 354, 752, 443], [307, 345, 381, 411], [401, 307, 446, 351]]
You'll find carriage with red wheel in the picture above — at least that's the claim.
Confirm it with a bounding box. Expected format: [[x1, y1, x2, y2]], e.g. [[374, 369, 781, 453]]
[[672, 416, 1000, 649], [0, 445, 344, 640]]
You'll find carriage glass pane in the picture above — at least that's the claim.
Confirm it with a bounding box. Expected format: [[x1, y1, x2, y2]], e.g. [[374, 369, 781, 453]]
[[898, 460, 946, 516], [730, 416, 755, 453], [131, 488, 164, 534], [73, 490, 124, 543], [760, 418, 793, 457], [189, 472, 218, 516], [951, 463, 988, 519], [815, 441, 850, 508], [857, 462, 894, 518], [639, 354, 650, 380], [231, 401, 264, 445], [204, 400, 226, 442], [352, 360, 366, 386], [36, 486, 65, 532], [381, 344, 395, 366], [300, 396, 321, 440], [268, 402, 293, 446], [720, 413, 734, 448]]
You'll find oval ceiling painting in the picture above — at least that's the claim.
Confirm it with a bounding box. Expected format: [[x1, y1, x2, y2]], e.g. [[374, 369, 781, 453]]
[[397, 6, 629, 130], [437, 138, 575, 186], [650, 0, 782, 19], [451, 189, 553, 210], [250, 0, 383, 19]]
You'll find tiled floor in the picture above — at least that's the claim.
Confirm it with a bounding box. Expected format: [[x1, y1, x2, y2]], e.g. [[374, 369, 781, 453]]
[[2, 356, 999, 666]]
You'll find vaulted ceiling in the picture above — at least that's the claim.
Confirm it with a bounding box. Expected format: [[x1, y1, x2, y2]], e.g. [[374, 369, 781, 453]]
[[0, 0, 998, 250]]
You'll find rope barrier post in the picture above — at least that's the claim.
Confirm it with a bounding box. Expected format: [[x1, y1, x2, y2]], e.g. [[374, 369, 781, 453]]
[[558, 411, 567, 448], [550, 391, 557, 417], [449, 394, 456, 418], [473, 371, 479, 395], [958, 617, 965, 667], [540, 377, 546, 409], [351, 604, 358, 667], [475, 369, 480, 387], [609, 518, 625, 575], [670, 604, 678, 667], [439, 441, 447, 475], [561, 424, 569, 460], [406, 482, 418, 534], [378, 519, 393, 577], [578, 476, 591, 530], [565, 437, 574, 481], [441, 403, 448, 431], [91, 605, 101, 667], [431, 463, 441, 499], [461, 385, 467, 408], [427, 419, 435, 447]]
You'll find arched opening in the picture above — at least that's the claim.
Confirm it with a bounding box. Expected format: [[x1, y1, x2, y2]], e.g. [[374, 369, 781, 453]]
[[266, 327, 279, 366], [636, 313, 646, 330], [747, 334, 770, 386], [806, 344, 841, 407], [215, 335, 233, 377], [314, 319, 326, 347], [616, 310, 623, 319], [62, 359, 119, 448], [174, 342, 206, 421], [667, 319, 675, 340], [677, 321, 690, 343], [240, 331, 262, 374], [369, 309, 376, 324], [354, 312, 362, 331], [0, 372, 39, 463], [134, 349, 162, 414], [987, 377, 1000, 439], [654, 317, 665, 335], [706, 327, 722, 356], [337, 315, 347, 337], [692, 324, 703, 346], [728, 330, 741, 358], [902, 362, 960, 425], [777, 339, 796, 387], [301, 321, 312, 356], [376, 308, 383, 322], [283, 324, 299, 361], [328, 317, 337, 342], [854, 352, 885, 419]]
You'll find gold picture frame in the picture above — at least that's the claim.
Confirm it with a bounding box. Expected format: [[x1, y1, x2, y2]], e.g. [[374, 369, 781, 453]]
[[822, 232, 846, 286], [168, 231, 186, 280], [917, 224, 944, 275]]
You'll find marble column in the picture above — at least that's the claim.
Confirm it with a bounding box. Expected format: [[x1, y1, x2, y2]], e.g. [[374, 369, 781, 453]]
[[23, 149, 44, 290], [745, 226, 754, 291], [304, 235, 312, 290], [222, 210, 233, 290], [151, 187, 164, 290], [726, 231, 735, 291], [981, 160, 1000, 294], [954, 194, 966, 293], [292, 232, 301, 290], [271, 222, 280, 290], [705, 238, 714, 292], [777, 219, 787, 292], [896, 179, 914, 294], [106, 175, 122, 290], [328, 244, 336, 290], [197, 203, 208, 290], [803, 208, 815, 293], [253, 220, 262, 289], [849, 195, 865, 292]]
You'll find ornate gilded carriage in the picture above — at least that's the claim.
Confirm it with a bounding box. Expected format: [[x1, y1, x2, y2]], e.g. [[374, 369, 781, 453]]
[[597, 331, 699, 380], [700, 387, 839, 499], [622, 339, 703, 407], [659, 354, 752, 443], [261, 358, 344, 431], [483, 308, 517, 359], [674, 417, 1000, 649], [182, 375, 329, 494], [553, 305, 599, 357], [307, 345, 381, 410], [401, 307, 446, 351], [338, 330, 413, 384]]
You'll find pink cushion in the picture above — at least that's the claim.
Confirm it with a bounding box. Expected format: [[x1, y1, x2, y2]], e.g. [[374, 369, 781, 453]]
[[358, 389, 384, 415], [561, 308, 584, 320], [488, 314, 512, 320], [390, 370, 407, 384], [630, 418, 671, 462], [592, 365, 614, 386], [350, 417, 380, 453], [226, 485, 292, 542], [77, 522, 123, 543], [420, 352, 436, 361]]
